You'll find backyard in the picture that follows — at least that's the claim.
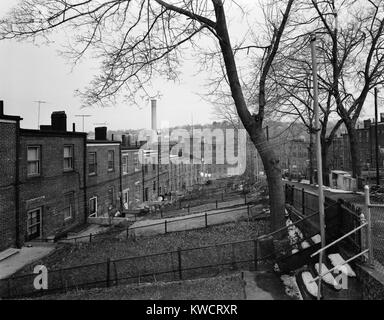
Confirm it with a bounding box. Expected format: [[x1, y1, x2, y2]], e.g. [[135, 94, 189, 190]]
[[31, 272, 246, 300]]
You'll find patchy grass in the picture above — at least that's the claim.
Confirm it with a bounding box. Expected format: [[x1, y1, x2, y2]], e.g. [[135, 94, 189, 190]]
[[33, 272, 246, 300], [7, 219, 269, 299], [16, 219, 270, 274]]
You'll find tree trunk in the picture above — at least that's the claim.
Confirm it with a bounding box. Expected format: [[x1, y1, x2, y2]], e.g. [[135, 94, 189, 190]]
[[321, 138, 331, 186], [345, 123, 361, 179], [249, 128, 285, 230], [212, 1, 286, 230]]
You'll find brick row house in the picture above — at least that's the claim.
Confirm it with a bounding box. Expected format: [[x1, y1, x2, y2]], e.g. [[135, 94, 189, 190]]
[[0, 105, 87, 250], [1, 101, 247, 252], [86, 127, 122, 218], [0, 102, 21, 251]]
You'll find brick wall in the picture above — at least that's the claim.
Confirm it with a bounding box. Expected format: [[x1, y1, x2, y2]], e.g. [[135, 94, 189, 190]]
[[0, 120, 18, 250], [86, 142, 121, 217], [121, 148, 142, 209], [19, 132, 86, 241]]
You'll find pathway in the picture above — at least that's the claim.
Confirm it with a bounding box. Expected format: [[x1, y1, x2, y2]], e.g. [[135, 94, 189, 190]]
[[0, 243, 56, 280], [127, 203, 264, 237]]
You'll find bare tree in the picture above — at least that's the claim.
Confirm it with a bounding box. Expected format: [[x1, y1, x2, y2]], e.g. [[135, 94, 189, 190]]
[[308, 0, 384, 179], [270, 39, 345, 185], [0, 0, 297, 230]]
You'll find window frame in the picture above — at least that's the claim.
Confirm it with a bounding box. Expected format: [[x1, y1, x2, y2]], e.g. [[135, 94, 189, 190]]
[[108, 150, 115, 172], [122, 155, 129, 175], [27, 145, 41, 177], [26, 207, 42, 240], [88, 152, 97, 176], [89, 196, 98, 217], [63, 192, 74, 220], [63, 145, 74, 172]]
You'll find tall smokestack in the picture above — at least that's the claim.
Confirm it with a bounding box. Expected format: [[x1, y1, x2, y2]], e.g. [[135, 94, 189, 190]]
[[151, 99, 157, 131]]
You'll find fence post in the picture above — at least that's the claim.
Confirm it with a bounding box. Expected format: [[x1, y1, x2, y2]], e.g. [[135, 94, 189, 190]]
[[160, 208, 163, 218], [254, 239, 258, 271], [364, 185, 374, 267], [165, 220, 168, 234], [302, 188, 305, 215], [126, 227, 129, 240], [205, 212, 208, 228], [178, 248, 182, 280], [89, 233, 92, 243], [7, 278, 11, 299], [106, 258, 111, 287]]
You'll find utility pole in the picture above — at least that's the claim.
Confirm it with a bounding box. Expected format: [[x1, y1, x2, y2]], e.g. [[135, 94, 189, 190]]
[[34, 100, 47, 128], [75, 114, 92, 132], [311, 33, 325, 301], [375, 88, 380, 186]]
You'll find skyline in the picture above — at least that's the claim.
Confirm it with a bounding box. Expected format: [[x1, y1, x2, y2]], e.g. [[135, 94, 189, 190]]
[[0, 0, 254, 132]]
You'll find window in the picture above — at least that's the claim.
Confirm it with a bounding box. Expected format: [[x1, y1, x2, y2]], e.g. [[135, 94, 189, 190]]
[[27, 208, 42, 241], [108, 150, 115, 171], [88, 152, 97, 175], [123, 189, 129, 209], [134, 153, 139, 168], [122, 155, 128, 174], [63, 145, 74, 171], [89, 197, 97, 217], [64, 192, 74, 220], [108, 187, 115, 207], [27, 146, 41, 177]]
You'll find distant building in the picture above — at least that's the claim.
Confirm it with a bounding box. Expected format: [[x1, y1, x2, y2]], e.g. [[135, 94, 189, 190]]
[[86, 127, 121, 218], [279, 138, 309, 176], [332, 117, 384, 176], [121, 138, 143, 210]]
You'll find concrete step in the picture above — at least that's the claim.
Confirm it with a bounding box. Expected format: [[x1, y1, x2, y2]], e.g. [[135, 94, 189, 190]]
[[0, 248, 20, 262]]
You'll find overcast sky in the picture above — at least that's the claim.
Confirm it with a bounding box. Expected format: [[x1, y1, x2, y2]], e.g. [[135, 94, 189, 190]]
[[0, 0, 257, 132], [0, 0, 379, 133]]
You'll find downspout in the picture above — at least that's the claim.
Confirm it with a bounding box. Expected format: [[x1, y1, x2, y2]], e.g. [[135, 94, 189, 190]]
[[15, 119, 21, 248], [119, 143, 123, 210], [83, 135, 88, 224]]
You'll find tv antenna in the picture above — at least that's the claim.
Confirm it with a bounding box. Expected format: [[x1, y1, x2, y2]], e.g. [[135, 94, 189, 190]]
[[75, 114, 92, 132], [33, 100, 47, 128]]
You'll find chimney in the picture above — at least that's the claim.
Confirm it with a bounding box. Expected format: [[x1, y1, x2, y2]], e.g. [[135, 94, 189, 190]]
[[51, 111, 67, 131], [73, 123, 76, 132], [381, 113, 384, 123], [151, 99, 157, 131], [95, 127, 107, 140], [122, 135, 127, 146], [40, 125, 52, 131], [364, 119, 372, 129], [111, 134, 114, 141], [127, 134, 132, 146], [0, 100, 3, 116]]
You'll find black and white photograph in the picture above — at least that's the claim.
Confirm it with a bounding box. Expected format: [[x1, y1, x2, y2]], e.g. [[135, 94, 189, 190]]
[[1, 0, 384, 308]]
